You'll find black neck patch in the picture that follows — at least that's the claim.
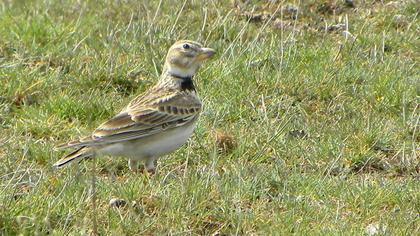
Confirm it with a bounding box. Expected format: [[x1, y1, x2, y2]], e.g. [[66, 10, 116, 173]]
[[171, 74, 195, 91], [180, 77, 195, 91]]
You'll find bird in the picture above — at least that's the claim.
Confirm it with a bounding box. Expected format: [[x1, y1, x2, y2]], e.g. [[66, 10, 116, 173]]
[[53, 40, 215, 174]]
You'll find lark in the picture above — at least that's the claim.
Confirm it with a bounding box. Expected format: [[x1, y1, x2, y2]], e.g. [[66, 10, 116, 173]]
[[54, 40, 215, 174]]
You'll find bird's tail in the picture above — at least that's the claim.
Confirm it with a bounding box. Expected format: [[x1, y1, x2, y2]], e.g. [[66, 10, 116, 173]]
[[53, 146, 94, 168]]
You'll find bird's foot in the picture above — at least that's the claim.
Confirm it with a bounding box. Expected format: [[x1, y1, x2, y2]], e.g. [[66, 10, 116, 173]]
[[128, 159, 139, 173], [144, 157, 156, 176], [146, 168, 156, 176]]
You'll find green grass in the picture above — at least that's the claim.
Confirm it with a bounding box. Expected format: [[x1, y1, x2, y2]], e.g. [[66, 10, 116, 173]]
[[0, 0, 419, 234]]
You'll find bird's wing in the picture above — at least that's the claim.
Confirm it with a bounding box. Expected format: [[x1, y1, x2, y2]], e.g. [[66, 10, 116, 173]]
[[61, 88, 201, 148]]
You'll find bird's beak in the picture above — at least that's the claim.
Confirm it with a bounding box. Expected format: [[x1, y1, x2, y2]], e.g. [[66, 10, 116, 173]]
[[197, 48, 216, 61]]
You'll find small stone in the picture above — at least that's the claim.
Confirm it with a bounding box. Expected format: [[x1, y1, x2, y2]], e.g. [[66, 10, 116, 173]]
[[327, 23, 346, 31], [393, 14, 408, 28], [285, 5, 298, 19], [109, 198, 127, 208], [365, 223, 387, 236], [286, 5, 298, 14], [365, 223, 378, 236], [288, 129, 307, 139], [344, 0, 355, 8], [273, 19, 292, 30], [241, 11, 271, 23], [317, 2, 341, 15], [249, 59, 264, 67], [295, 195, 304, 202], [16, 215, 33, 225], [211, 231, 221, 236], [214, 130, 235, 154]]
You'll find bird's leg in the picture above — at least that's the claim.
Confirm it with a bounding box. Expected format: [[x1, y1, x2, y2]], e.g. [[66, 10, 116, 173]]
[[145, 157, 157, 175], [128, 159, 139, 172]]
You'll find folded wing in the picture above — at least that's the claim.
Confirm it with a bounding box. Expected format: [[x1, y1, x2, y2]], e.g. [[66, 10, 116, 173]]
[[60, 89, 201, 148]]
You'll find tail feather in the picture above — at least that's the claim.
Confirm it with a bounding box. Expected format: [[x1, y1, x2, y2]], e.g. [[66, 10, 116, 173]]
[[56, 135, 93, 150], [53, 146, 94, 168]]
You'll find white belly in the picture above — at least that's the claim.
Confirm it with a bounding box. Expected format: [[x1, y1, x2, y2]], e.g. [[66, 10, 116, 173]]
[[97, 122, 196, 160]]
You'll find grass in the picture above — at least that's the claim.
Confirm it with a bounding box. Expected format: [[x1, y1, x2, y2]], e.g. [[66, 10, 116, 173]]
[[0, 0, 419, 234]]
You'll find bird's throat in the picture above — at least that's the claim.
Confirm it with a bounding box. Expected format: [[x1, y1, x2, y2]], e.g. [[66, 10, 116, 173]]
[[161, 64, 196, 91]]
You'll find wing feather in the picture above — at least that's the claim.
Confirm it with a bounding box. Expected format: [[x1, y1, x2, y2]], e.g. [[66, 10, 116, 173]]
[[62, 88, 202, 148]]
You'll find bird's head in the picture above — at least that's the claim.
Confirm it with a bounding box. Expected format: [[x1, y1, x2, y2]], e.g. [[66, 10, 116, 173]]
[[163, 40, 215, 78]]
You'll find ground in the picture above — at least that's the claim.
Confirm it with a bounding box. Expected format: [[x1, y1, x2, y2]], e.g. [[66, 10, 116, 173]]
[[0, 0, 418, 235]]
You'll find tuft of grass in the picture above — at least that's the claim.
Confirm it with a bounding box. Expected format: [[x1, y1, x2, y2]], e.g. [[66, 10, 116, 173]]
[[0, 0, 418, 234]]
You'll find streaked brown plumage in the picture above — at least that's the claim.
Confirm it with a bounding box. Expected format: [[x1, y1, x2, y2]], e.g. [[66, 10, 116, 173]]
[[54, 40, 215, 173]]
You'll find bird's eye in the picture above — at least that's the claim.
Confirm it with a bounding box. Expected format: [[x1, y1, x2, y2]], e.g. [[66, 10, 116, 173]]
[[183, 44, 190, 49]]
